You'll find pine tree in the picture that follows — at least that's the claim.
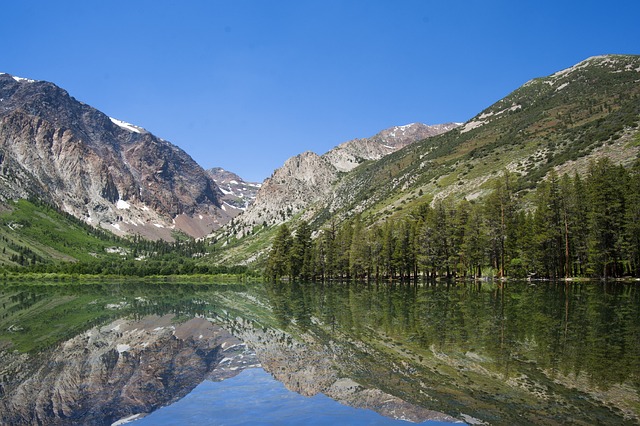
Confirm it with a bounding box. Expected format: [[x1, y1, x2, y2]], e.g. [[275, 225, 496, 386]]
[[624, 160, 640, 276], [381, 220, 396, 279], [559, 173, 575, 278], [290, 221, 312, 280], [461, 202, 486, 277], [392, 219, 413, 280], [349, 215, 370, 279], [265, 224, 293, 281], [484, 171, 516, 277], [335, 220, 354, 279], [585, 159, 629, 277], [532, 170, 565, 278], [571, 173, 589, 276]]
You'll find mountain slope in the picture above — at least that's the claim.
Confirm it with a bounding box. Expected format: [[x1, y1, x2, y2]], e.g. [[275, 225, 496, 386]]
[[213, 54, 640, 264], [230, 122, 459, 236], [0, 73, 230, 240], [323, 55, 640, 223], [323, 123, 461, 172]]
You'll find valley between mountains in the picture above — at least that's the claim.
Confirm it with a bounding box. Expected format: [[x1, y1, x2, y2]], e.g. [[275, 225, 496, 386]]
[[0, 54, 639, 278], [1, 54, 640, 426]]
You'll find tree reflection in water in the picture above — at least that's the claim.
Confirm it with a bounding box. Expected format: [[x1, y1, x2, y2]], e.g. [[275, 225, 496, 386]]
[[0, 280, 638, 425]]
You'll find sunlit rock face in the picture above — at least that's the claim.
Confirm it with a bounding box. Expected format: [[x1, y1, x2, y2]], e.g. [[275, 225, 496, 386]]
[[0, 315, 257, 425], [232, 151, 338, 234], [229, 123, 459, 236], [0, 73, 230, 239], [322, 122, 461, 173], [207, 167, 261, 214]]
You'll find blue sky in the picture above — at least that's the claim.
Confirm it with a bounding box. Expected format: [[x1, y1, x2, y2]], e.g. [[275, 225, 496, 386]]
[[2, 1, 639, 182]]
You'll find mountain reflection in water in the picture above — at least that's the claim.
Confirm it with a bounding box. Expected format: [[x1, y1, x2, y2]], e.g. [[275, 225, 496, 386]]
[[0, 280, 638, 425]]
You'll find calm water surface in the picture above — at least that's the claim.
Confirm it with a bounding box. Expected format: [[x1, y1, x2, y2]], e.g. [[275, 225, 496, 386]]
[[0, 280, 638, 425], [135, 368, 452, 426]]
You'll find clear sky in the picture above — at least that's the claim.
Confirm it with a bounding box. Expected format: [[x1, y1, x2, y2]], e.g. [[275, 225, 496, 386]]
[[2, 1, 639, 182]]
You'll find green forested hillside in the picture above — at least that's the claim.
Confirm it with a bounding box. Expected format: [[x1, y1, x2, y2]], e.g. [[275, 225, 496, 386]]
[[325, 55, 640, 224], [0, 199, 248, 277], [0, 199, 124, 267], [266, 159, 640, 280]]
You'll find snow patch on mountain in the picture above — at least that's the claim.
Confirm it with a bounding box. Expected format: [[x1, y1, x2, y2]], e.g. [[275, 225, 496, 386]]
[[116, 199, 130, 210], [109, 117, 144, 133], [207, 168, 260, 212], [0, 73, 37, 83]]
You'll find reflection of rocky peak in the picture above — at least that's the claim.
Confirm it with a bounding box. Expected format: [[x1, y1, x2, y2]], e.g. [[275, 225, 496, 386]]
[[223, 313, 457, 424], [0, 73, 230, 240], [0, 315, 256, 425]]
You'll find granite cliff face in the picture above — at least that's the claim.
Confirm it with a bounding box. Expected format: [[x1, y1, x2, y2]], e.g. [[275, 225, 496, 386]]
[[233, 151, 338, 234], [0, 73, 230, 239], [230, 123, 459, 235]]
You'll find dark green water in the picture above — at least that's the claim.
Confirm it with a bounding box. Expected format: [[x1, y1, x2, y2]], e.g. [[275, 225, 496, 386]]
[[1, 280, 639, 425]]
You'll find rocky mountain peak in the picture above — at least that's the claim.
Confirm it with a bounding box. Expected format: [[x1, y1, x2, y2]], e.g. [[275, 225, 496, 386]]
[[226, 123, 457, 237], [322, 122, 460, 172], [230, 151, 337, 234], [0, 73, 231, 240], [207, 167, 261, 214], [374, 122, 461, 149]]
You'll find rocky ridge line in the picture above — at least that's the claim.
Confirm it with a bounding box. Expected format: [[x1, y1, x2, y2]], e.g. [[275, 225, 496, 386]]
[[0, 73, 230, 240], [230, 122, 460, 236]]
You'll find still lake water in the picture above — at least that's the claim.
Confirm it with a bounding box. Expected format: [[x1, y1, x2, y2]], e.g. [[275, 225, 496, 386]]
[[1, 280, 639, 425]]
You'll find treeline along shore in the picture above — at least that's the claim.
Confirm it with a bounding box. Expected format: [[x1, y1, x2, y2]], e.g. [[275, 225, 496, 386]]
[[267, 158, 640, 281]]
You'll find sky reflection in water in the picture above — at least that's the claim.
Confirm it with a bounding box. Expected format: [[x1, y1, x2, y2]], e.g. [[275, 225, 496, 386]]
[[134, 368, 456, 426]]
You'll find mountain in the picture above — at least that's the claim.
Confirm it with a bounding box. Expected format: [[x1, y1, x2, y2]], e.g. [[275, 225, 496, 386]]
[[323, 122, 461, 172], [326, 54, 640, 222], [0, 73, 230, 240], [207, 167, 261, 215], [229, 122, 460, 236], [214, 54, 640, 263]]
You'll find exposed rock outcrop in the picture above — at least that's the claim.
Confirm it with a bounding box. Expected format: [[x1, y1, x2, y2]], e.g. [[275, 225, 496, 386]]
[[0, 73, 230, 239], [323, 122, 461, 172], [231, 151, 338, 234], [207, 167, 261, 214], [229, 123, 459, 235]]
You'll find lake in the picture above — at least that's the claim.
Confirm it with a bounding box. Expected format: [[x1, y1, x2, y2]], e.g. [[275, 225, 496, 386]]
[[1, 280, 638, 425]]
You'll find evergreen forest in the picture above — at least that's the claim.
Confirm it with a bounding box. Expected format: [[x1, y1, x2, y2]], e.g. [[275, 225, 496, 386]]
[[266, 158, 640, 281]]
